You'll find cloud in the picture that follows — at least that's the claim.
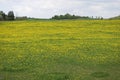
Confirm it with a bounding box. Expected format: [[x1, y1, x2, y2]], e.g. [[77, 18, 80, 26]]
[[12, 6, 32, 16], [0, 0, 120, 18], [0, 0, 6, 2]]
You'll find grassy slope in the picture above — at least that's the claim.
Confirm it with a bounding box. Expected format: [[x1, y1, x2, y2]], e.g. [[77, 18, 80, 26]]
[[0, 20, 120, 80], [109, 15, 120, 20]]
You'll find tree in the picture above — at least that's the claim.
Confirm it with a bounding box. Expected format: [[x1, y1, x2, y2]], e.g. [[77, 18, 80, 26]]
[[0, 11, 6, 20], [64, 13, 71, 19], [52, 15, 60, 19], [60, 15, 64, 19], [51, 13, 96, 20], [7, 11, 15, 20], [101, 17, 103, 20]]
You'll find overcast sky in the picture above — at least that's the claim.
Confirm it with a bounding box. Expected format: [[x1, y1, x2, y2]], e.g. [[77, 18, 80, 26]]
[[0, 0, 120, 18]]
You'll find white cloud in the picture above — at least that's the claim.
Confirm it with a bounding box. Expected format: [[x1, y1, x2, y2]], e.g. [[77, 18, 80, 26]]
[[0, 0, 120, 18], [0, 0, 6, 2], [13, 6, 32, 16], [90, 6, 103, 11]]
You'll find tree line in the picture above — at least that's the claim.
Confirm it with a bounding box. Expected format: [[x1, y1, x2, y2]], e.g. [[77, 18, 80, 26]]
[[0, 11, 104, 21], [51, 13, 103, 20], [0, 11, 15, 21]]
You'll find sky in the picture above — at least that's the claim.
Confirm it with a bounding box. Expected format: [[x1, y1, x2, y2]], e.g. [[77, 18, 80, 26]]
[[0, 0, 120, 18]]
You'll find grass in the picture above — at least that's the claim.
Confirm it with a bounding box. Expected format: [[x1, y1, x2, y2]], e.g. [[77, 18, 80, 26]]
[[0, 20, 120, 80]]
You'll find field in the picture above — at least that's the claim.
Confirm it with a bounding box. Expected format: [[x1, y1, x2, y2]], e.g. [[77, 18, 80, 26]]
[[0, 20, 120, 80]]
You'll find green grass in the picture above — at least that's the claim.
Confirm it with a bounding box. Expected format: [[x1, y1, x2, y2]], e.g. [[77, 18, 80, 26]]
[[0, 20, 120, 80]]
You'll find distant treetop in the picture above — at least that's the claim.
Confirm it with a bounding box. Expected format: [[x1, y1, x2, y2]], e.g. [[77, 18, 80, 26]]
[[0, 11, 15, 21], [51, 13, 103, 20]]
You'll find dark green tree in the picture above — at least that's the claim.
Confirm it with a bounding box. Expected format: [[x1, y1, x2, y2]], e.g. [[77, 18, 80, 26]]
[[0, 11, 6, 20], [51, 13, 96, 20], [60, 15, 64, 19], [7, 11, 15, 20], [52, 15, 60, 19], [64, 13, 71, 19]]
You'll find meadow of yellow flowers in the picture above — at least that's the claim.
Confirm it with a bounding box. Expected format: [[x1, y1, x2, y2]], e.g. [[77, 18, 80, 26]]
[[0, 20, 120, 80]]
